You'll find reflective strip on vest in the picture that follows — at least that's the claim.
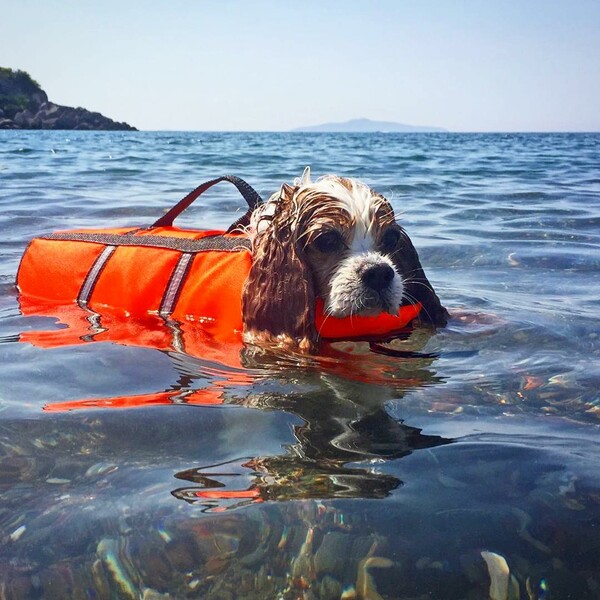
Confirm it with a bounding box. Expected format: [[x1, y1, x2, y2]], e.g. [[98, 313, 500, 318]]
[[159, 252, 194, 318], [78, 245, 117, 309]]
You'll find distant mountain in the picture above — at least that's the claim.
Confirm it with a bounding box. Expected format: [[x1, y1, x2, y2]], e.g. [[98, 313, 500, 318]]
[[292, 117, 446, 133]]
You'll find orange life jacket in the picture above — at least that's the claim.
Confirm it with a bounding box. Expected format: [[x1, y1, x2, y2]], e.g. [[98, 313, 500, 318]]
[[17, 176, 421, 342]]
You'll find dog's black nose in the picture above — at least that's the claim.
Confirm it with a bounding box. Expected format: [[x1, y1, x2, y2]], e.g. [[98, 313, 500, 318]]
[[361, 263, 395, 290]]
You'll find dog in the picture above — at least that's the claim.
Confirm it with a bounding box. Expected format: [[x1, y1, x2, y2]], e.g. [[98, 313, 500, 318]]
[[242, 168, 448, 353]]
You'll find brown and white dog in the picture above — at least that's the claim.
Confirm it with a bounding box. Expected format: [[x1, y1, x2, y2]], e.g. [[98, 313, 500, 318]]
[[242, 169, 448, 353]]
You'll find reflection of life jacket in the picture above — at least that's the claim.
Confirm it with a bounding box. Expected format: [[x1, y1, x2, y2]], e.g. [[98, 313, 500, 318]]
[[17, 176, 421, 342], [20, 304, 430, 413]]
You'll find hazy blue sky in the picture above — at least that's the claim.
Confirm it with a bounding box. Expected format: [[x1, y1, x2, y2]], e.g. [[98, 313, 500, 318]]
[[2, 0, 599, 131]]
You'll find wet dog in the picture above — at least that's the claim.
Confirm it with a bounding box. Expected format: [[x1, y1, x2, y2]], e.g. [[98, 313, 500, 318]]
[[242, 169, 448, 352]]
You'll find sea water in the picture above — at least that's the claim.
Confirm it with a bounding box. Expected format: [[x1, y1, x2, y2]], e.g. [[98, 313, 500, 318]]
[[0, 131, 599, 599]]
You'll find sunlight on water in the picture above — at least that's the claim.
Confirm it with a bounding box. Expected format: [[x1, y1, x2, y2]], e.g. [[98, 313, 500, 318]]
[[0, 131, 599, 599]]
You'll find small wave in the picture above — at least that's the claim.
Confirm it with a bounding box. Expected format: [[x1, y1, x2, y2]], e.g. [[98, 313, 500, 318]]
[[6, 147, 36, 154]]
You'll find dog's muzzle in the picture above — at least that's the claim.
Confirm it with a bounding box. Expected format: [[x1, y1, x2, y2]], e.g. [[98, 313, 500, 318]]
[[327, 253, 404, 317]]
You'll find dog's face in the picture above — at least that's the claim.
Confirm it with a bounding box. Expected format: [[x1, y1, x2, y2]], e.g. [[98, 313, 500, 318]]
[[242, 169, 447, 352], [299, 177, 405, 318]]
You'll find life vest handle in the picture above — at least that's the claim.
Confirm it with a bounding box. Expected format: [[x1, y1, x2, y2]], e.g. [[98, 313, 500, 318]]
[[150, 175, 263, 230]]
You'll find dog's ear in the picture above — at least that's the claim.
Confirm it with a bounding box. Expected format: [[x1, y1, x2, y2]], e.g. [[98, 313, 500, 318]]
[[242, 186, 317, 352], [392, 228, 449, 326]]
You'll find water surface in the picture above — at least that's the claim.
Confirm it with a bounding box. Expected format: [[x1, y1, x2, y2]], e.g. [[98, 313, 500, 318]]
[[1, 131, 599, 599]]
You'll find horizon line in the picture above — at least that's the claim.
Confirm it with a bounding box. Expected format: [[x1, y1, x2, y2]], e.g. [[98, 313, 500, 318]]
[[3, 129, 599, 134], [130, 129, 600, 134]]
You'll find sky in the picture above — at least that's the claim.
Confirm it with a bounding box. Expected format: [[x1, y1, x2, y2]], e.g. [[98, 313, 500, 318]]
[[1, 0, 599, 132]]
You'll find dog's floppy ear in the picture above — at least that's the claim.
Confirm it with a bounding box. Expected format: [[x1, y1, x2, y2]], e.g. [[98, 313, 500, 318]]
[[393, 228, 449, 326], [242, 185, 317, 352]]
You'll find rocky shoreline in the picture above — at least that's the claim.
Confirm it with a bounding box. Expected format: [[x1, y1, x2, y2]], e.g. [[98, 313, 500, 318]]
[[0, 68, 137, 131]]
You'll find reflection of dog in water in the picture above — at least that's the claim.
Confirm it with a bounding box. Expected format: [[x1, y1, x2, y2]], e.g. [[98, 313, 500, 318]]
[[242, 168, 448, 353], [171, 371, 452, 510]]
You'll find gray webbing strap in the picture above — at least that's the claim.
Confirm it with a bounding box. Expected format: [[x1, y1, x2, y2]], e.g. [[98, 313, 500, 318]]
[[42, 232, 251, 253], [151, 175, 263, 229]]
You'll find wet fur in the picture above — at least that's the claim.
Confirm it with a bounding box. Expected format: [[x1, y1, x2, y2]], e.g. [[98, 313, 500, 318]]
[[242, 171, 448, 352]]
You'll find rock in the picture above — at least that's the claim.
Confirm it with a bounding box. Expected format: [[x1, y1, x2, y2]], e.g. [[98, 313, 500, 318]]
[[0, 67, 137, 130], [13, 109, 35, 127], [314, 532, 351, 578], [0, 117, 19, 129]]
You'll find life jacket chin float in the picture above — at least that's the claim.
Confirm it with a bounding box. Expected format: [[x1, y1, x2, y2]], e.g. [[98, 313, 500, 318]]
[[17, 176, 421, 346]]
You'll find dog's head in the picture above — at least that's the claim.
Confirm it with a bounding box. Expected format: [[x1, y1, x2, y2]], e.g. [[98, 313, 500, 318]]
[[242, 169, 448, 352]]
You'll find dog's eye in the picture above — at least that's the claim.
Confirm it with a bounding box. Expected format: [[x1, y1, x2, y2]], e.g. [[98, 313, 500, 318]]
[[314, 231, 344, 253], [380, 228, 401, 252]]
